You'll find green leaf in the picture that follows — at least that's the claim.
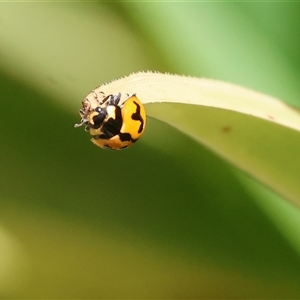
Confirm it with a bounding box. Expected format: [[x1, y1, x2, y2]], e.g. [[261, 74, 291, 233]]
[[2, 2, 300, 298], [95, 71, 300, 206]]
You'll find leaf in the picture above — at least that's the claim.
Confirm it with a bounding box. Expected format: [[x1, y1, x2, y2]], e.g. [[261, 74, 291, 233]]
[[1, 3, 300, 298], [91, 71, 300, 206]]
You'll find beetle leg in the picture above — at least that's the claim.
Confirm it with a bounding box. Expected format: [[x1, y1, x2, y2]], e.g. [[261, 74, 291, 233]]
[[108, 92, 121, 106]]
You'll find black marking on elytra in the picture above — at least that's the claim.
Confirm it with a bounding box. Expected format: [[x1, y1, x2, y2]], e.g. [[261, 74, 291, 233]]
[[105, 143, 127, 150], [131, 101, 144, 133], [119, 132, 131, 142], [119, 132, 138, 143]]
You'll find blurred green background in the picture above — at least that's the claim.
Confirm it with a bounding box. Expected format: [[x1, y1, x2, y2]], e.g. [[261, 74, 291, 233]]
[[1, 2, 300, 298]]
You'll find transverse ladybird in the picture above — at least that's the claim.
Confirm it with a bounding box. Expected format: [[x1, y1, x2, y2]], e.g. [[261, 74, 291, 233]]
[[74, 92, 146, 150]]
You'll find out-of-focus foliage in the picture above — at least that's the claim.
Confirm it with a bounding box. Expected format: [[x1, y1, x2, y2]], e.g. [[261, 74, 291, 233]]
[[0, 2, 300, 298]]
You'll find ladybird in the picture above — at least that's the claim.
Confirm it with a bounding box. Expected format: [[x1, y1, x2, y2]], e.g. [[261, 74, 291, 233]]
[[74, 92, 146, 150]]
